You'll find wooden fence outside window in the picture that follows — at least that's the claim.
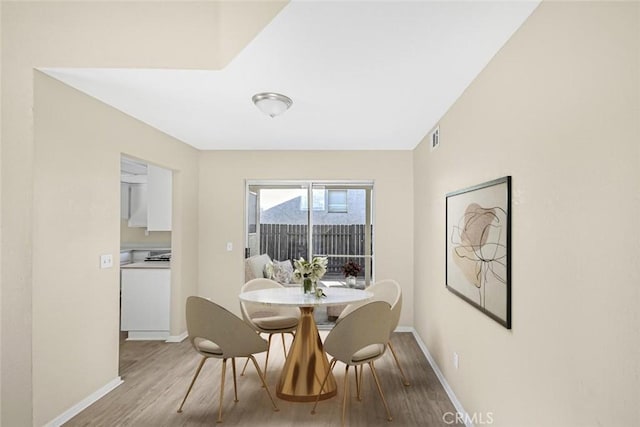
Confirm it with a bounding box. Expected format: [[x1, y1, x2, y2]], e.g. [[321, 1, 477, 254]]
[[259, 223, 370, 276]]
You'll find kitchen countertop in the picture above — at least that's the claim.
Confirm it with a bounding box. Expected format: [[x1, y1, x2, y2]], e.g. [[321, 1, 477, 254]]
[[120, 247, 171, 252], [121, 261, 170, 269]]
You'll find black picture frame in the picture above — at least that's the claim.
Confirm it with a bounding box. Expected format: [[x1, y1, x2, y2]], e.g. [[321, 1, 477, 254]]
[[445, 176, 511, 329]]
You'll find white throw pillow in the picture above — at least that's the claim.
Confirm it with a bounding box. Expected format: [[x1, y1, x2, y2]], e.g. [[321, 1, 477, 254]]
[[246, 254, 272, 281], [265, 259, 294, 284]]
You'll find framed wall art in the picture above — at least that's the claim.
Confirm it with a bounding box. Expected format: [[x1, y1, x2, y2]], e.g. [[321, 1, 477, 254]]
[[446, 176, 511, 329]]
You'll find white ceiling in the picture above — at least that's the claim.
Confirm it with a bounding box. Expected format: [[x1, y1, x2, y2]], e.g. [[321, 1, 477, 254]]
[[42, 1, 539, 151]]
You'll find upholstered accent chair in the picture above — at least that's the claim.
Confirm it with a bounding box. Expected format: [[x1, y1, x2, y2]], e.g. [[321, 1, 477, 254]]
[[311, 301, 393, 425], [239, 278, 300, 377], [177, 296, 279, 423]]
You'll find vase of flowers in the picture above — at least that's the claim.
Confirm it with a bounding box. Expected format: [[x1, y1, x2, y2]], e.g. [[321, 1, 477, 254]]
[[293, 256, 328, 297], [342, 260, 361, 287]]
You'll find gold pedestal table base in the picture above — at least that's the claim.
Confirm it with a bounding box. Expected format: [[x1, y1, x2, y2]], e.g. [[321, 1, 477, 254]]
[[276, 307, 337, 402], [238, 287, 372, 403]]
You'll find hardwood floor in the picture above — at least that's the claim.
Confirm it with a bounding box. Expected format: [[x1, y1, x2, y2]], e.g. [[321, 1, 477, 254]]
[[65, 332, 462, 426]]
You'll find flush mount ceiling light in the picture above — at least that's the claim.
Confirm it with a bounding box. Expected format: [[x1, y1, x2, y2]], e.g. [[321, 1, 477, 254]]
[[252, 92, 293, 118]]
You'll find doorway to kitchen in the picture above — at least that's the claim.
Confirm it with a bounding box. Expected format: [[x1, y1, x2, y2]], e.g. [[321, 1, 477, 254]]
[[119, 155, 173, 373]]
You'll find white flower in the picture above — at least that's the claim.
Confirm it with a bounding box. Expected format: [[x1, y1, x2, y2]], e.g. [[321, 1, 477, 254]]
[[293, 256, 328, 283]]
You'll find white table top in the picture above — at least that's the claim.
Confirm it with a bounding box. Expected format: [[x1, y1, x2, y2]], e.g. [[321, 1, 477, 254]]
[[239, 287, 372, 308]]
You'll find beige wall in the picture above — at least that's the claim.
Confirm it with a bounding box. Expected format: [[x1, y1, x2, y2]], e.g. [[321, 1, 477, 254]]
[[218, 1, 288, 67], [198, 151, 414, 326], [5, 1, 637, 426], [120, 219, 171, 246], [413, 2, 639, 426], [1, 2, 286, 425], [33, 73, 200, 426], [0, 3, 3, 422], [1, 4, 216, 424]]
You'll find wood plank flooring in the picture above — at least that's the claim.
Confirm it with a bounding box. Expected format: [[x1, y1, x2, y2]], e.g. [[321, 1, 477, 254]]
[[65, 332, 462, 426]]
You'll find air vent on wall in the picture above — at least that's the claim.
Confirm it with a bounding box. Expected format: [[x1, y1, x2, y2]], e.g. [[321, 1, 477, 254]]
[[430, 125, 440, 151]]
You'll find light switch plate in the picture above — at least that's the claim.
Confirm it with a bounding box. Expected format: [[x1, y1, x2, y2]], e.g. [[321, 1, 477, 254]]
[[226, 242, 233, 251], [100, 254, 113, 269]]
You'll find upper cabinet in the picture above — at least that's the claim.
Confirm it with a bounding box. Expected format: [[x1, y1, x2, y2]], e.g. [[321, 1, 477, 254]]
[[127, 184, 148, 228], [121, 157, 172, 231], [121, 182, 130, 220], [146, 164, 172, 231]]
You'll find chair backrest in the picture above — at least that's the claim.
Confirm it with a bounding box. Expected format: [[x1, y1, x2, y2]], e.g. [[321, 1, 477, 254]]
[[371, 279, 402, 335], [240, 278, 299, 321], [324, 301, 391, 364], [241, 277, 282, 293], [186, 296, 267, 358], [337, 279, 402, 334]]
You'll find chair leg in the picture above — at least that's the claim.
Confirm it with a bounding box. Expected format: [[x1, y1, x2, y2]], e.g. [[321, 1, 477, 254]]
[[354, 364, 361, 401], [248, 355, 279, 412], [177, 356, 207, 413], [241, 331, 263, 376], [240, 357, 250, 376], [264, 333, 274, 375], [369, 362, 392, 422], [280, 333, 287, 358], [288, 331, 295, 344], [357, 365, 364, 401], [342, 365, 350, 427], [311, 359, 337, 414], [218, 359, 227, 423], [387, 341, 410, 386], [281, 331, 295, 357], [231, 358, 239, 403]]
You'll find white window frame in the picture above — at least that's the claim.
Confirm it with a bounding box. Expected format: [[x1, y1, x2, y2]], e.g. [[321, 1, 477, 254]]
[[245, 180, 375, 284]]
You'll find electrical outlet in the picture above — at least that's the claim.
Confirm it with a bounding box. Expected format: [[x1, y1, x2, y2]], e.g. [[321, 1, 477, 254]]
[[453, 352, 459, 369], [226, 242, 233, 251], [100, 254, 113, 269]]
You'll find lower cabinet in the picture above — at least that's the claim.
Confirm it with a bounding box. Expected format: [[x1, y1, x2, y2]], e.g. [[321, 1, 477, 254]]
[[120, 268, 170, 340]]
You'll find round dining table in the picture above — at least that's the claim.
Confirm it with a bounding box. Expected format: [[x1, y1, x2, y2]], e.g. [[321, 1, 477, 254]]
[[238, 286, 372, 402]]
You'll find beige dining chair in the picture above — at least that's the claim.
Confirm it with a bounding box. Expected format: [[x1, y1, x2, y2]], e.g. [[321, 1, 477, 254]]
[[311, 301, 393, 426], [239, 278, 299, 377], [177, 296, 279, 423], [336, 279, 410, 386]]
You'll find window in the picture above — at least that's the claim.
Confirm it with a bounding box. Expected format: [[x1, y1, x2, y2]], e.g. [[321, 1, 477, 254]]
[[245, 181, 374, 286], [300, 188, 325, 211], [328, 190, 347, 213], [247, 191, 257, 233]]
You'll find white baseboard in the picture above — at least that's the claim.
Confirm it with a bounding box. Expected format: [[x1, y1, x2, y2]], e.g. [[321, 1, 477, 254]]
[[126, 331, 169, 340], [407, 327, 473, 427], [165, 331, 188, 343], [45, 376, 123, 427]]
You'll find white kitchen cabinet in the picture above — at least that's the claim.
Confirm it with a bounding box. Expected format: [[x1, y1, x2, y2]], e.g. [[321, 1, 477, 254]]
[[120, 267, 170, 340], [120, 183, 130, 220], [146, 164, 172, 231], [124, 165, 172, 231], [127, 184, 148, 227]]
